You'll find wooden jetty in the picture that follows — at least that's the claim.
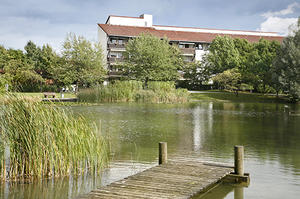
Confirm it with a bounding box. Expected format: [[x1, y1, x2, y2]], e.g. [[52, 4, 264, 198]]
[[42, 98, 78, 102], [79, 143, 250, 199]]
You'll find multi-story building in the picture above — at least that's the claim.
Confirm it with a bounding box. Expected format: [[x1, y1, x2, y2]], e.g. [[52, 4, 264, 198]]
[[98, 14, 284, 78]]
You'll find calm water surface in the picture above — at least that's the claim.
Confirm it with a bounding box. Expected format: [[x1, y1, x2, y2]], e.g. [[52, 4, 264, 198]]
[[1, 101, 300, 199]]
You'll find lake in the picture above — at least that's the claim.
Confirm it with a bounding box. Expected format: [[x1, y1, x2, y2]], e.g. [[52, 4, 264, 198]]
[[1, 101, 300, 199]]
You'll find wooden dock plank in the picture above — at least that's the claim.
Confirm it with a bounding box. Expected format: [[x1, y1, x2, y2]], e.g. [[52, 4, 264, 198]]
[[78, 159, 233, 199]]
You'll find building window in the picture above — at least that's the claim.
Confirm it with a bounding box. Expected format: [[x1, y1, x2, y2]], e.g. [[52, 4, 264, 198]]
[[118, 40, 123, 45], [196, 44, 203, 50], [185, 44, 189, 48], [179, 44, 184, 48], [183, 56, 193, 62], [203, 44, 209, 51], [110, 52, 123, 58]]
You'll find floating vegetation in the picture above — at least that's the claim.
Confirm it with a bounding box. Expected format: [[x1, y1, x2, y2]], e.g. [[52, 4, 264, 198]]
[[78, 81, 189, 103], [0, 95, 108, 181]]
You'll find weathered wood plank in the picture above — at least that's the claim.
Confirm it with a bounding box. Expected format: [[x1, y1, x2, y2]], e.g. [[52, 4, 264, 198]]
[[78, 158, 234, 199]]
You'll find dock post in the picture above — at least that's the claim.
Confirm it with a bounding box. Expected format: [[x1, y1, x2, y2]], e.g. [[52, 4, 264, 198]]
[[234, 146, 244, 175], [234, 186, 244, 199], [159, 142, 167, 165]]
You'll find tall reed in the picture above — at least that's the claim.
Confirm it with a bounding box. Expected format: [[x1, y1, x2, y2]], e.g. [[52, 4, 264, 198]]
[[0, 95, 108, 181], [78, 81, 189, 103], [78, 81, 143, 103]]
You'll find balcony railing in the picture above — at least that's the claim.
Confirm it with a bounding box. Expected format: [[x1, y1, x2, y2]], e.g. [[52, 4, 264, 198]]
[[108, 70, 123, 77], [107, 57, 125, 63], [107, 43, 126, 49], [180, 48, 195, 55]]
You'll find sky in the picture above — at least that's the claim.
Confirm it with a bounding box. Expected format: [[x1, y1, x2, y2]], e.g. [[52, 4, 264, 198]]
[[0, 0, 299, 52]]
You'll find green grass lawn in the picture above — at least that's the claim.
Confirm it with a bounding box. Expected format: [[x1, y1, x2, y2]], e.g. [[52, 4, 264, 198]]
[[190, 91, 288, 103], [0, 91, 291, 104], [0, 92, 77, 100]]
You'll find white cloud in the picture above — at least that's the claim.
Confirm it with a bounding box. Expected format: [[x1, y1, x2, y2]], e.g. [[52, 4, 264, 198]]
[[259, 17, 298, 35], [262, 2, 300, 18], [259, 2, 299, 35]]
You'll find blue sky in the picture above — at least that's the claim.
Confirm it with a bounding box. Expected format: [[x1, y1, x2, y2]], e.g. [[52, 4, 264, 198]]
[[0, 0, 299, 51]]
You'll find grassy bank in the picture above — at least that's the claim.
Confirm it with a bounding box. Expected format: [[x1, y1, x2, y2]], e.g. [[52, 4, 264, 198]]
[[0, 92, 76, 102], [190, 91, 289, 103], [77, 81, 189, 103], [0, 95, 108, 181]]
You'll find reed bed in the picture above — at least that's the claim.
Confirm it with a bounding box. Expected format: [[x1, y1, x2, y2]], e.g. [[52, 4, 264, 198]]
[[78, 81, 189, 103], [0, 95, 108, 181]]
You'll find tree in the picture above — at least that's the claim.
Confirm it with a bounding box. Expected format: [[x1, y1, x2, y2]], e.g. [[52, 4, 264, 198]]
[[59, 33, 106, 87], [24, 41, 59, 80], [123, 34, 183, 86], [247, 39, 281, 93], [204, 36, 241, 75], [0, 45, 6, 71], [273, 18, 300, 101], [212, 68, 242, 95], [3, 49, 44, 91], [182, 61, 210, 89], [233, 38, 253, 74]]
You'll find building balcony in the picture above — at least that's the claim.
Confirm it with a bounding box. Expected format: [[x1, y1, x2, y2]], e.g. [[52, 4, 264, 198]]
[[108, 70, 123, 78], [180, 48, 195, 55], [107, 57, 125, 64], [108, 43, 126, 49]]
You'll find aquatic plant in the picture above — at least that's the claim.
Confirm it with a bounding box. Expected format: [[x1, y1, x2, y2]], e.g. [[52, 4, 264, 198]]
[[77, 81, 189, 103], [0, 95, 108, 180]]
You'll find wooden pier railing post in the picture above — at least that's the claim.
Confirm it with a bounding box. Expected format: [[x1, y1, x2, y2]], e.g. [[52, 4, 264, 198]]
[[224, 145, 249, 186], [234, 146, 244, 175], [159, 142, 167, 165]]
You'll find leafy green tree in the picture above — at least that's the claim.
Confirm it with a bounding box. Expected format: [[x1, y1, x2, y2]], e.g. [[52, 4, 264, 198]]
[[204, 36, 241, 75], [123, 34, 183, 86], [24, 41, 59, 81], [0, 45, 6, 70], [24, 41, 41, 67], [212, 68, 242, 94], [59, 33, 106, 87], [233, 38, 253, 75], [3, 49, 44, 91], [273, 18, 300, 101], [1, 46, 11, 91], [247, 39, 281, 93], [182, 61, 209, 89], [39, 44, 61, 81]]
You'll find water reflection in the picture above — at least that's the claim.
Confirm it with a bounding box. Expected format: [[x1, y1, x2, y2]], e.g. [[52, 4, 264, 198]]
[[193, 184, 244, 199], [0, 161, 153, 199], [193, 105, 201, 151], [1, 102, 300, 199], [234, 186, 244, 199], [192, 102, 214, 152]]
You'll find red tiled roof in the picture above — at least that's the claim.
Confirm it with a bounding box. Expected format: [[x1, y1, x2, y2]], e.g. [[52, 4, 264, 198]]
[[98, 24, 284, 43], [153, 25, 278, 34]]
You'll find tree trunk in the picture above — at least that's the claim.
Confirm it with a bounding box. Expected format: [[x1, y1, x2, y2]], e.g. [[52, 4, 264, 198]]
[[144, 77, 149, 89], [235, 90, 239, 97]]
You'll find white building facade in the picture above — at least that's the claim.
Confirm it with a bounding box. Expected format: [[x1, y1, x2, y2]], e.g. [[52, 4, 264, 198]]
[[98, 14, 284, 78]]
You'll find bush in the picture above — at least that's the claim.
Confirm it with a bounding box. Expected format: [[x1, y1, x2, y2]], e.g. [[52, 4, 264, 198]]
[[257, 84, 276, 94]]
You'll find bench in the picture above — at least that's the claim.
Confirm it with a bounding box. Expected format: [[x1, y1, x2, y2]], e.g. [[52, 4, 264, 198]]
[[43, 92, 56, 98]]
